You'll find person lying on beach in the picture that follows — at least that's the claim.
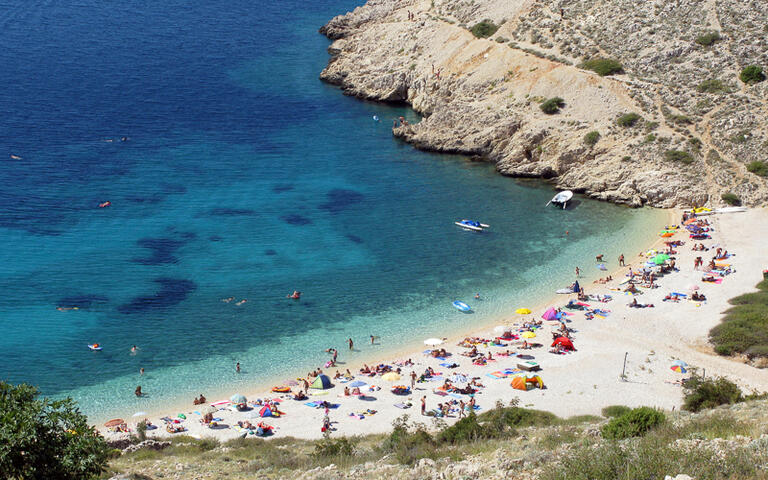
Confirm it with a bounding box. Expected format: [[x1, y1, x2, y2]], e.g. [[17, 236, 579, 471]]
[[691, 292, 707, 301], [293, 390, 307, 400]]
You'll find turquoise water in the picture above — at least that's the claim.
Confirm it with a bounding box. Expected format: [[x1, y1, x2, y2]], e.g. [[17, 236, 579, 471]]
[[0, 0, 666, 420]]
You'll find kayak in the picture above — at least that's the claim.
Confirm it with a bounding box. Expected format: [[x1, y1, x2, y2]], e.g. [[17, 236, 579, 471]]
[[555, 288, 574, 294], [453, 301, 471, 312], [88, 344, 102, 351]]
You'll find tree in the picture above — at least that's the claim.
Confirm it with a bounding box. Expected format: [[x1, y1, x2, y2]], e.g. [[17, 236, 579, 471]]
[[0, 382, 111, 479]]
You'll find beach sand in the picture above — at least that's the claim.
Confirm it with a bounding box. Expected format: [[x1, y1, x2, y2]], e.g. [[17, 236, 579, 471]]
[[104, 208, 768, 442]]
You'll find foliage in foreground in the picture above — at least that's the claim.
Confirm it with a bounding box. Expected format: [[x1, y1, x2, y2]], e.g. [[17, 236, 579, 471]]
[[740, 65, 765, 84], [540, 97, 565, 114], [601, 407, 665, 440], [0, 382, 111, 480], [747, 161, 768, 177], [579, 58, 624, 76], [583, 131, 600, 146], [682, 374, 743, 412], [710, 279, 768, 357]]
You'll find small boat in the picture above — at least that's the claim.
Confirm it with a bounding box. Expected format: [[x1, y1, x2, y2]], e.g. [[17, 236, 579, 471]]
[[98, 201, 111, 208], [88, 344, 102, 351], [713, 207, 747, 214], [546, 190, 573, 209], [455, 219, 488, 231], [453, 301, 471, 312], [555, 288, 574, 294]]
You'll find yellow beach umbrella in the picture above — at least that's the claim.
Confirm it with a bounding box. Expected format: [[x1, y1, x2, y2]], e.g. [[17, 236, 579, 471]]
[[521, 331, 536, 339], [515, 308, 532, 315], [381, 372, 401, 382]]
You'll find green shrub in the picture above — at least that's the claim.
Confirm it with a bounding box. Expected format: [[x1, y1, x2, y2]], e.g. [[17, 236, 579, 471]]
[[580, 58, 624, 76], [470, 20, 499, 38], [697, 79, 729, 93], [695, 31, 721, 46], [747, 161, 768, 176], [438, 413, 496, 444], [136, 419, 148, 442], [740, 65, 765, 84], [0, 382, 111, 480], [584, 131, 600, 146], [601, 407, 665, 440], [540, 97, 565, 114], [314, 437, 355, 457], [601, 405, 632, 418], [616, 113, 642, 127], [682, 375, 742, 412], [720, 192, 741, 206], [665, 150, 694, 165], [621, 155, 632, 162], [382, 416, 437, 465], [710, 279, 768, 357], [479, 406, 559, 428]]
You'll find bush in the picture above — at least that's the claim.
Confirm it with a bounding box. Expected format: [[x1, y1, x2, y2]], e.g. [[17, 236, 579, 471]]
[[720, 192, 741, 206], [314, 437, 355, 457], [747, 161, 768, 176], [740, 65, 765, 84], [584, 131, 600, 146], [616, 113, 642, 127], [697, 79, 729, 93], [601, 407, 665, 440], [478, 406, 558, 429], [580, 58, 624, 76], [540, 97, 565, 114], [470, 20, 499, 38], [0, 382, 111, 479], [382, 416, 437, 465], [682, 375, 742, 412], [438, 413, 496, 444], [665, 150, 694, 165], [601, 405, 632, 418], [710, 279, 768, 357], [136, 419, 147, 442], [695, 31, 721, 46]]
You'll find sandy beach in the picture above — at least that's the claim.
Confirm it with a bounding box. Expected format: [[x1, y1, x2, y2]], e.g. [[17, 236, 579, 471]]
[[103, 208, 768, 442]]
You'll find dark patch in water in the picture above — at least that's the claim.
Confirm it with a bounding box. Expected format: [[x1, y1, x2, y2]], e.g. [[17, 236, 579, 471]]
[[118, 277, 197, 314], [272, 184, 294, 193], [319, 189, 364, 214], [159, 183, 187, 195], [209, 235, 223, 242], [264, 249, 277, 256], [208, 208, 257, 217], [280, 214, 312, 226], [126, 194, 165, 204], [346, 234, 363, 244], [57, 294, 109, 308], [180, 231, 197, 240], [132, 238, 186, 265]]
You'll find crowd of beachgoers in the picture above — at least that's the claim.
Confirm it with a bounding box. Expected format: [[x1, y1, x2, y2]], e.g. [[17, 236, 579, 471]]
[[101, 208, 768, 442]]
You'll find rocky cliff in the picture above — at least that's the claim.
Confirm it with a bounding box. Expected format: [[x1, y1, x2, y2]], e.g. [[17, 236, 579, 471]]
[[319, 0, 768, 207]]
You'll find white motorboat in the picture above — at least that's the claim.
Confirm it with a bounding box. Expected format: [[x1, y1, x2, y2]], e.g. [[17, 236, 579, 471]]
[[455, 219, 488, 231], [547, 190, 573, 209]]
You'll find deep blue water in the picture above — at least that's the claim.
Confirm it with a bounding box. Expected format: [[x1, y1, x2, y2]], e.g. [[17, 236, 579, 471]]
[[0, 0, 664, 419]]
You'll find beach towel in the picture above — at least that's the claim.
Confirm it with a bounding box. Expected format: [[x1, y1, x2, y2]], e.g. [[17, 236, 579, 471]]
[[433, 391, 448, 396], [304, 401, 322, 408], [439, 362, 459, 368], [394, 403, 411, 409]]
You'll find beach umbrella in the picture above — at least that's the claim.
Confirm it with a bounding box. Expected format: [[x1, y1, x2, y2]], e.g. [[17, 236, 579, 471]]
[[349, 380, 367, 388], [493, 325, 512, 333], [104, 418, 125, 427], [652, 256, 666, 265], [230, 393, 247, 404], [450, 373, 468, 383], [671, 360, 688, 367], [131, 411, 147, 418], [515, 308, 532, 315], [521, 331, 536, 339], [283, 379, 299, 386], [424, 338, 444, 346], [381, 372, 401, 382], [542, 307, 560, 321], [688, 284, 700, 291], [670, 365, 687, 373], [203, 405, 218, 415]]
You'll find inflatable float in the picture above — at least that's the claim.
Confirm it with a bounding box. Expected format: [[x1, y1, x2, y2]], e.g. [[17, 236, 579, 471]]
[[453, 301, 471, 312]]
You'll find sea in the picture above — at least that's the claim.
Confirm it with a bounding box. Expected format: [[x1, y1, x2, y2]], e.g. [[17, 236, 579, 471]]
[[0, 0, 666, 420]]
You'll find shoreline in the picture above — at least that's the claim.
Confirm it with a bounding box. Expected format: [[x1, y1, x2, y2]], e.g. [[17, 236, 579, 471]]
[[99, 210, 765, 439]]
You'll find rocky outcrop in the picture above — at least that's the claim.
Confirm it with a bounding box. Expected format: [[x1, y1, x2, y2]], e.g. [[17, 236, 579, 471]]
[[320, 0, 768, 207]]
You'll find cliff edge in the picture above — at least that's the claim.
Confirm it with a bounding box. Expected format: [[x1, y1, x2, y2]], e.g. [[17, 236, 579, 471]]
[[320, 0, 768, 207]]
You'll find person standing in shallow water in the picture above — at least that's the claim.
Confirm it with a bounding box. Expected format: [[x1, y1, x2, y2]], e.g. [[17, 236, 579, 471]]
[[619, 253, 625, 266], [348, 338, 354, 350], [236, 362, 241, 373]]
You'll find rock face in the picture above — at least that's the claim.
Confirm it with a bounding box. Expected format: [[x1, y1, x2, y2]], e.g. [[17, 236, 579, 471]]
[[320, 0, 768, 207]]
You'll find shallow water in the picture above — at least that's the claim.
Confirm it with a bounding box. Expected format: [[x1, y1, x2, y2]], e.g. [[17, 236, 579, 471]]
[[0, 0, 666, 419]]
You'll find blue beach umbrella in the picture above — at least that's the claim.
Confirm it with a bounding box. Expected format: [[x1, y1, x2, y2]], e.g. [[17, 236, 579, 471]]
[[230, 393, 247, 404], [349, 380, 367, 388], [671, 360, 688, 367]]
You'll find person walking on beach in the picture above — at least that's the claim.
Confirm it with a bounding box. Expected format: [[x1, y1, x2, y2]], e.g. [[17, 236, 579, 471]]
[[619, 254, 625, 266], [348, 338, 354, 350], [459, 399, 465, 418], [236, 362, 241, 373], [410, 371, 417, 389], [421, 396, 426, 416]]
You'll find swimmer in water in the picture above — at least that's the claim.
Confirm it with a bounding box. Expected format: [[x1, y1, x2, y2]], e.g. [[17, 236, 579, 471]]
[[235, 299, 247, 306], [287, 291, 301, 299], [474, 293, 480, 299], [140, 367, 145, 376], [221, 297, 235, 303], [131, 345, 138, 354]]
